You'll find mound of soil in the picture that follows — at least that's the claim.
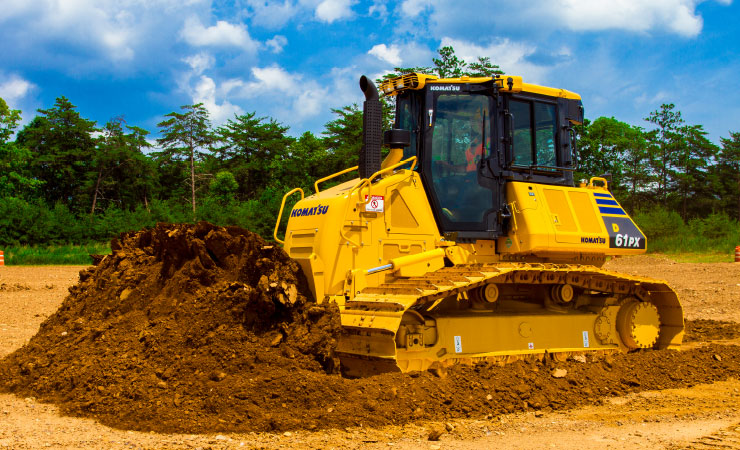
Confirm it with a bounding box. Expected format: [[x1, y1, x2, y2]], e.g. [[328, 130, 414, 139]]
[[0, 222, 342, 432], [2, 224, 740, 434]]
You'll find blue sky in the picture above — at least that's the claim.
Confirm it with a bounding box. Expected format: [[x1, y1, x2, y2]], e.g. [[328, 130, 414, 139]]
[[1, 0, 738, 144]]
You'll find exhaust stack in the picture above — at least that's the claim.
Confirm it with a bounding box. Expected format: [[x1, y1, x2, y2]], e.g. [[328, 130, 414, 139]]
[[359, 75, 382, 179]]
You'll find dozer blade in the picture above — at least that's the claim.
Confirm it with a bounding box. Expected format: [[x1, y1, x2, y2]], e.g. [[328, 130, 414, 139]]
[[336, 263, 684, 377]]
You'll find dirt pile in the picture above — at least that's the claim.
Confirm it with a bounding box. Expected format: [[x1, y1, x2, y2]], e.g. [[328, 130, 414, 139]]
[[0, 222, 342, 432]]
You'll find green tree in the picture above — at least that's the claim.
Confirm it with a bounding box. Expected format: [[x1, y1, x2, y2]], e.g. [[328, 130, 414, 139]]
[[577, 117, 651, 211], [125, 125, 156, 211], [380, 46, 503, 83], [432, 46, 468, 78], [644, 103, 684, 204], [673, 124, 718, 219], [0, 97, 21, 145], [467, 56, 503, 77], [321, 100, 395, 177], [15, 96, 98, 210], [209, 170, 239, 204], [89, 118, 156, 216], [322, 104, 363, 173], [215, 112, 293, 198], [156, 103, 214, 214], [619, 125, 652, 212], [276, 131, 329, 190], [718, 131, 740, 222], [0, 98, 42, 199]]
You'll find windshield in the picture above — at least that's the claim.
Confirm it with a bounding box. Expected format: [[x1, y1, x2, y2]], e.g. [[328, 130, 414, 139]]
[[429, 94, 493, 225]]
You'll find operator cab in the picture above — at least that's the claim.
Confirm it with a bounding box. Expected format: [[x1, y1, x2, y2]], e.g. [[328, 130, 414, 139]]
[[391, 74, 583, 241]]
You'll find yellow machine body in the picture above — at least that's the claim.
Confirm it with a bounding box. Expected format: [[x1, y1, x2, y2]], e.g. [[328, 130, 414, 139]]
[[275, 73, 684, 376]]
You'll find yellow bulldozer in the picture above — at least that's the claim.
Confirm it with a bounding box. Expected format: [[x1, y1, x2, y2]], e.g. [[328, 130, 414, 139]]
[[274, 73, 684, 377]]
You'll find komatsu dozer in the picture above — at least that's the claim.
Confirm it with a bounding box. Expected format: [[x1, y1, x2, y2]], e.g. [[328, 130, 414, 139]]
[[274, 73, 684, 376]]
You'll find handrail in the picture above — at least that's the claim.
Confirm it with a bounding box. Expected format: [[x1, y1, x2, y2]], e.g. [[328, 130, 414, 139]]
[[339, 156, 418, 248], [273, 187, 304, 245], [357, 155, 418, 207], [314, 166, 359, 194], [588, 176, 609, 190]]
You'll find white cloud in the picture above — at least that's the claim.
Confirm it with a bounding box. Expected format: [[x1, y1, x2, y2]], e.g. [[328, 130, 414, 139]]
[[293, 88, 326, 119], [315, 0, 355, 23], [400, 0, 430, 18], [223, 65, 330, 121], [265, 35, 289, 54], [183, 52, 215, 75], [363, 41, 434, 73], [552, 0, 705, 37], [0, 0, 221, 71], [440, 37, 548, 83], [180, 16, 258, 51], [0, 0, 138, 59], [191, 75, 244, 124], [428, 0, 728, 38], [368, 0, 388, 19], [0, 74, 34, 106], [247, 66, 298, 92], [246, 0, 296, 29], [368, 44, 402, 66], [634, 90, 672, 108]]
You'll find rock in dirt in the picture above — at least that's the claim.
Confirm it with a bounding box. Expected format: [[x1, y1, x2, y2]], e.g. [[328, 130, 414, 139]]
[[428, 425, 446, 441], [552, 368, 567, 378]]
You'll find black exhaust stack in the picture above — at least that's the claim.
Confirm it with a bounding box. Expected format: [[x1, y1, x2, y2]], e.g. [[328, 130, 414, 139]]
[[359, 75, 382, 179]]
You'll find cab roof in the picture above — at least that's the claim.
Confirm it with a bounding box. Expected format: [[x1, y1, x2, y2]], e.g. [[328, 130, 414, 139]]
[[378, 72, 581, 101]]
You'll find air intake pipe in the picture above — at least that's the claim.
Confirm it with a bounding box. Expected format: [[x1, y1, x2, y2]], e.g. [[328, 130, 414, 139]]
[[359, 75, 382, 179]]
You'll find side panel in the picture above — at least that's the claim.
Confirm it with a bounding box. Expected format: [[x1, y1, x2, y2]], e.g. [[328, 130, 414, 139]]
[[498, 181, 646, 258], [283, 170, 442, 303]]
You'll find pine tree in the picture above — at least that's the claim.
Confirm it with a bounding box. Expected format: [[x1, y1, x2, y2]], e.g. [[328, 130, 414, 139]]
[[214, 112, 293, 199], [15, 96, 98, 210], [645, 103, 684, 204], [718, 131, 740, 221], [156, 103, 214, 214]]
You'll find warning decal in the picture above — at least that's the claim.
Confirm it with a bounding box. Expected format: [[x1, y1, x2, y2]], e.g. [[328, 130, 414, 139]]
[[365, 195, 384, 213]]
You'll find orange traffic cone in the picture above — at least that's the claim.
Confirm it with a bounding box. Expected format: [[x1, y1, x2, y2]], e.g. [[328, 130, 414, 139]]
[[0, 250, 4, 266], [735, 246, 740, 263]]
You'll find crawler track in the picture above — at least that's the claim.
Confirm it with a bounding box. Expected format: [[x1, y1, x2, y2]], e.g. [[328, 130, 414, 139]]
[[338, 263, 684, 376]]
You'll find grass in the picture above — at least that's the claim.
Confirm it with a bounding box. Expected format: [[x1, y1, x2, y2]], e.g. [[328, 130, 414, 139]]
[[647, 232, 740, 263], [2, 243, 111, 265], [649, 251, 737, 263], [1, 240, 737, 266]]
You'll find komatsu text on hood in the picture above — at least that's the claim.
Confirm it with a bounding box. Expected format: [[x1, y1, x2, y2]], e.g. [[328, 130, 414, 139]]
[[290, 205, 329, 218]]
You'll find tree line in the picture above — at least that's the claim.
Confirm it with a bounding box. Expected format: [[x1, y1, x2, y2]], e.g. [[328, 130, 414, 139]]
[[0, 47, 738, 247]]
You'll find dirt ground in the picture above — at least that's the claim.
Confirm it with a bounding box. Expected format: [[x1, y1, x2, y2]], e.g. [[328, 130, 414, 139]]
[[1, 254, 740, 449]]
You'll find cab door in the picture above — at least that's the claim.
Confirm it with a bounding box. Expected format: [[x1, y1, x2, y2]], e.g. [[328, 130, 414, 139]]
[[421, 86, 502, 238]]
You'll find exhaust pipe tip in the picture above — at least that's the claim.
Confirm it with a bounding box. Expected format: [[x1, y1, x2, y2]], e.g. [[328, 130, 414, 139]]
[[360, 75, 379, 101]]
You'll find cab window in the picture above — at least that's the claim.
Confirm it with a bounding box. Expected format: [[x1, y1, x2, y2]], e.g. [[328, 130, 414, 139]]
[[510, 99, 558, 168], [396, 93, 419, 161]]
